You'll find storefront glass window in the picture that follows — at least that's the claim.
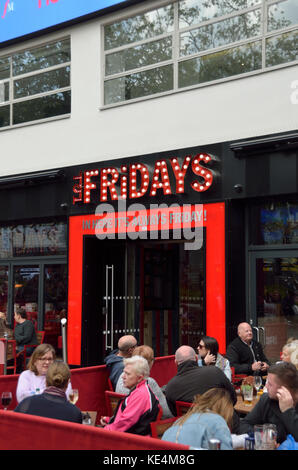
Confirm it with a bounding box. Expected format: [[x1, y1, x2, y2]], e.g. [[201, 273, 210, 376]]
[[44, 265, 67, 349], [0, 222, 67, 258], [13, 265, 39, 330], [256, 257, 298, 363], [179, 244, 205, 350], [0, 265, 8, 314], [249, 201, 298, 245]]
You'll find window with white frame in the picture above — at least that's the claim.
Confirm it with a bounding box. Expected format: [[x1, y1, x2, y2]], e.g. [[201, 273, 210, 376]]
[[103, 0, 298, 106], [0, 38, 71, 129]]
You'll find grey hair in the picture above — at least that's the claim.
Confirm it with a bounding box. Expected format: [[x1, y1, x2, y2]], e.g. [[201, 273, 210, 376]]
[[123, 355, 150, 378], [284, 340, 298, 370]]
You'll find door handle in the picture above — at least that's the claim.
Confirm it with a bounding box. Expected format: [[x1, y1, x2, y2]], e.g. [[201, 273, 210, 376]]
[[259, 327, 266, 348], [252, 326, 259, 342], [104, 265, 114, 351]]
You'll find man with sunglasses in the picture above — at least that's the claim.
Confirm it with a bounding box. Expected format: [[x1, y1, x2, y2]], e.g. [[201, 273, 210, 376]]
[[104, 335, 138, 390]]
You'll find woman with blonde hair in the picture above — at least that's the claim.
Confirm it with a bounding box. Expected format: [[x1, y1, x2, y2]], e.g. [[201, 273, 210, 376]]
[[162, 388, 234, 449], [15, 361, 82, 423], [16, 343, 72, 403]]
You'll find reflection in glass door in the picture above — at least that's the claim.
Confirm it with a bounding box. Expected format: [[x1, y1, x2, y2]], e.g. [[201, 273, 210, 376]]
[[250, 252, 298, 363], [13, 265, 40, 330], [0, 266, 8, 315]]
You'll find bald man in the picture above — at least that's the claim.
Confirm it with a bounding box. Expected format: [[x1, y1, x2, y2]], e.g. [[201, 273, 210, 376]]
[[165, 345, 237, 427], [226, 322, 270, 376], [104, 335, 137, 390]]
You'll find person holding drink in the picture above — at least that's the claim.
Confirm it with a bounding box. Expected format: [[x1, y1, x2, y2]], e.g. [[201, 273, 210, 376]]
[[14, 360, 82, 423], [239, 362, 298, 444]]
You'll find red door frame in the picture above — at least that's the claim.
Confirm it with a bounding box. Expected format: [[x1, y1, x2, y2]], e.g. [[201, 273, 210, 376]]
[[67, 202, 226, 365]]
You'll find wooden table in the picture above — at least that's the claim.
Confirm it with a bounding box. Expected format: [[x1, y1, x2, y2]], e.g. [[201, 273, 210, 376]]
[[234, 395, 259, 415]]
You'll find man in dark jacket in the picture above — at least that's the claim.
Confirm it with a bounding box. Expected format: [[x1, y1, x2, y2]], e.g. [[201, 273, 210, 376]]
[[239, 362, 298, 443], [14, 308, 37, 353], [226, 322, 270, 376], [104, 335, 137, 389], [165, 345, 239, 433]]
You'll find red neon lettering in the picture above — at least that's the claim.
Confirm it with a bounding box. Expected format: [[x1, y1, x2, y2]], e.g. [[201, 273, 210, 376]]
[[100, 168, 119, 202], [170, 156, 191, 194], [129, 163, 149, 199], [150, 160, 172, 197], [191, 153, 214, 192]]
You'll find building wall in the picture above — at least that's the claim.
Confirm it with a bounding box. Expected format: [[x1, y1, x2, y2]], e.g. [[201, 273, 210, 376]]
[[0, 0, 297, 177]]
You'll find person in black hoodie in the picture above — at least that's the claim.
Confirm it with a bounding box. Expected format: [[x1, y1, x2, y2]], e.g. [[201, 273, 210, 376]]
[[165, 345, 240, 433], [226, 322, 270, 376], [104, 335, 137, 390]]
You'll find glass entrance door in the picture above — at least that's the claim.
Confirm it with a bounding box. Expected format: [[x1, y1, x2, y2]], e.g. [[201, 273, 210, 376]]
[[82, 236, 206, 365], [249, 251, 298, 363]]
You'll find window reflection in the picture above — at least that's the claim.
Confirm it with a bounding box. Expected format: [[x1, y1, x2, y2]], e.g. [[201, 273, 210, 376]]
[[267, 0, 298, 32], [44, 265, 67, 349], [266, 30, 298, 67], [104, 4, 174, 50], [179, 244, 205, 350], [249, 201, 298, 245], [178, 0, 261, 28], [0, 222, 67, 258], [0, 266, 8, 315], [13, 266, 39, 330], [256, 257, 298, 362], [180, 10, 261, 57], [179, 41, 262, 88]]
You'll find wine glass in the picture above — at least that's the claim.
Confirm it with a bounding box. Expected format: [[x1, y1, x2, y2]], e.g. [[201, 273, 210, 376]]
[[69, 389, 79, 405], [254, 376, 262, 392], [1, 391, 12, 410]]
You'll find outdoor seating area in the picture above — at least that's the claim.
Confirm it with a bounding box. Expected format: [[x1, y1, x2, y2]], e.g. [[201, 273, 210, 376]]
[[0, 355, 188, 449]]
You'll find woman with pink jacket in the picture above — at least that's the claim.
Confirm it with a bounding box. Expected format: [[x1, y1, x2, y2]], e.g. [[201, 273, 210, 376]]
[[101, 355, 160, 436]]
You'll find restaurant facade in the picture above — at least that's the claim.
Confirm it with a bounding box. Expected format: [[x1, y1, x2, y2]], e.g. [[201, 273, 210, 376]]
[[0, 0, 297, 367]]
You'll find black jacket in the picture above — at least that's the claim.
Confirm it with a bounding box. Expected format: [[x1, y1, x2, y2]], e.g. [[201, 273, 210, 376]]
[[14, 392, 83, 424], [239, 393, 298, 443], [165, 360, 237, 416], [226, 337, 269, 375]]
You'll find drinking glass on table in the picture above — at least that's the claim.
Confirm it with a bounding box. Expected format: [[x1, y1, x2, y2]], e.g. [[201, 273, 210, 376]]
[[254, 424, 264, 450], [242, 385, 253, 406], [254, 376, 262, 392], [69, 388, 79, 405], [1, 391, 12, 410]]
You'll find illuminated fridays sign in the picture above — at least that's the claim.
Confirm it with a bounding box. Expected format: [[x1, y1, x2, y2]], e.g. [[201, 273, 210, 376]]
[[0, 0, 130, 45], [72, 153, 215, 205]]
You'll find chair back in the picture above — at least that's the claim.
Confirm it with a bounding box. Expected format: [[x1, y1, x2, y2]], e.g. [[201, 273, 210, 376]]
[[19, 330, 46, 370], [150, 417, 178, 439], [107, 378, 114, 391], [231, 366, 247, 388], [104, 390, 126, 417], [176, 401, 192, 416], [0, 339, 17, 374], [36, 331, 45, 345]]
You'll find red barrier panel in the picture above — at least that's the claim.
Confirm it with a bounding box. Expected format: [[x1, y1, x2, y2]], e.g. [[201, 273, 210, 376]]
[[0, 356, 177, 420], [0, 410, 189, 451], [150, 355, 176, 386]]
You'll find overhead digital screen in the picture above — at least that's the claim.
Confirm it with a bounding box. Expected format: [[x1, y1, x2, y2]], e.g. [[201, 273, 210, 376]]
[[0, 0, 131, 45]]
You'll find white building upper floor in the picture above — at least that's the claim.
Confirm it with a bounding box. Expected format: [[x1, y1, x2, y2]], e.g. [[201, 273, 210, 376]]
[[0, 0, 297, 177]]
